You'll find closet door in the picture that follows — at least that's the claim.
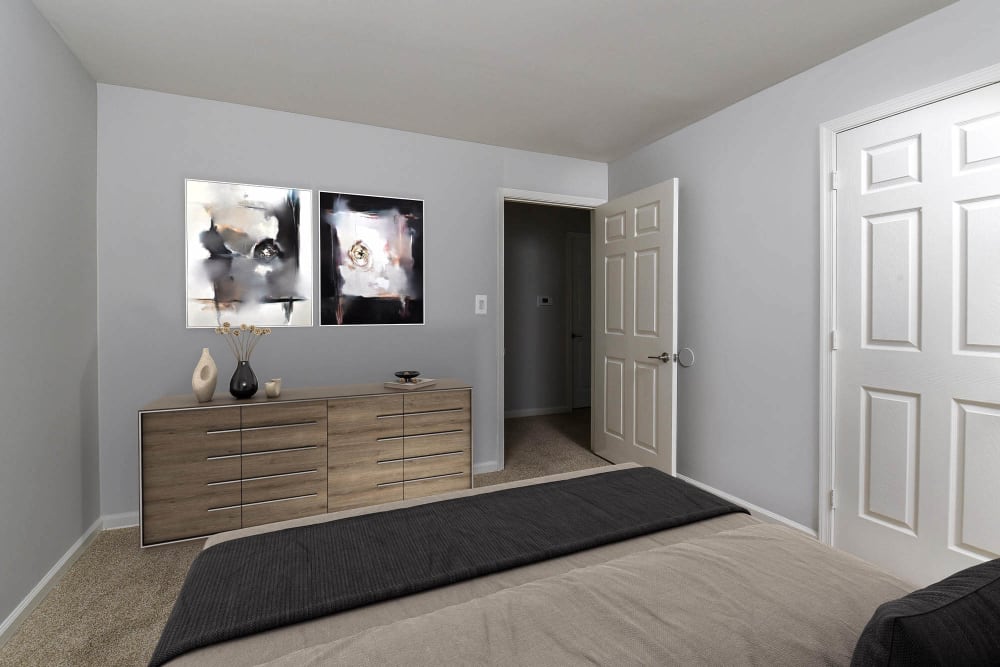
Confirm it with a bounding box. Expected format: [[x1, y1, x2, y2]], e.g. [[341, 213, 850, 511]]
[[835, 82, 1000, 584]]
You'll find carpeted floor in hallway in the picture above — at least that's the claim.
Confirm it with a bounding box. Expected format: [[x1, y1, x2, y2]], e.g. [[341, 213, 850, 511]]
[[0, 409, 607, 666]]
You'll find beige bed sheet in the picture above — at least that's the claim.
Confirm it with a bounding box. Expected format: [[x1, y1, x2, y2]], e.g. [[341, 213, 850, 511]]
[[165, 465, 909, 666], [263, 523, 912, 667]]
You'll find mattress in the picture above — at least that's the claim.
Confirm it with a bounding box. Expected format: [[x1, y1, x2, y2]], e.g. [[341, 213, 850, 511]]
[[164, 464, 911, 666]]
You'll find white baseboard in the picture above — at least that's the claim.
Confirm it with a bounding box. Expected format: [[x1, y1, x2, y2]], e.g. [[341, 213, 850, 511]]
[[473, 460, 500, 475], [504, 406, 570, 419], [102, 512, 139, 530], [0, 517, 103, 646], [677, 474, 819, 539]]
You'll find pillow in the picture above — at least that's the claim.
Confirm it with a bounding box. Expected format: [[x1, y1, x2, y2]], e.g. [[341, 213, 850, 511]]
[[851, 558, 1000, 666]]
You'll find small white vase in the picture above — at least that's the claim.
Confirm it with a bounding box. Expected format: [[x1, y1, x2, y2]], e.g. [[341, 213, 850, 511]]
[[264, 378, 282, 398], [192, 347, 218, 403]]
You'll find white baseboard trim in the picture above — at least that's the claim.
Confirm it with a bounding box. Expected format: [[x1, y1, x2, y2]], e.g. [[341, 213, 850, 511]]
[[0, 517, 103, 646], [102, 512, 139, 530], [504, 406, 570, 419], [472, 460, 500, 475], [677, 474, 819, 539]]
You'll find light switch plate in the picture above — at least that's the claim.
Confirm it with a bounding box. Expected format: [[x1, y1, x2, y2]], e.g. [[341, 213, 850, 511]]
[[537, 296, 553, 307], [475, 294, 488, 315]]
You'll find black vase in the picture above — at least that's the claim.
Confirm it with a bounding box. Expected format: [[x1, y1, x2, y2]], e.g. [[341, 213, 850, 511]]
[[229, 360, 258, 399]]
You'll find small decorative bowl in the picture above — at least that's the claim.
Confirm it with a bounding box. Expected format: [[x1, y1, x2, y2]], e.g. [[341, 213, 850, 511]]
[[394, 370, 421, 384]]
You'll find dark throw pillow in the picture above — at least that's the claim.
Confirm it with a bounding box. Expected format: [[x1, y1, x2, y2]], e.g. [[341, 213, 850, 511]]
[[851, 558, 1000, 666]]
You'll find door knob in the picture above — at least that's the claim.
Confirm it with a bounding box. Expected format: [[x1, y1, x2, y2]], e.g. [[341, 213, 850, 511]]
[[571, 333, 584, 339], [646, 352, 671, 363]]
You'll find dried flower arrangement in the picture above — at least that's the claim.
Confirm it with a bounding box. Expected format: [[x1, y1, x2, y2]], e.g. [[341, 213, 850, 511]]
[[215, 322, 271, 362]]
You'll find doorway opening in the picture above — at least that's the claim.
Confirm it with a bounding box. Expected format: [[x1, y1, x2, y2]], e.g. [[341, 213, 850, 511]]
[[486, 199, 607, 485]]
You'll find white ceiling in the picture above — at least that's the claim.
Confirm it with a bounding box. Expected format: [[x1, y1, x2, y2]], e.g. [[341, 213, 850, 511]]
[[33, 0, 953, 162]]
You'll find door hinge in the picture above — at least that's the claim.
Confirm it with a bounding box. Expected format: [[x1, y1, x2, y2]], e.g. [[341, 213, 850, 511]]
[[831, 171, 840, 190], [830, 489, 838, 510], [830, 330, 839, 351]]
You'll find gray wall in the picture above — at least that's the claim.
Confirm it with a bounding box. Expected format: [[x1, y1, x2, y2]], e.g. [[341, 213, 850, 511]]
[[609, 0, 1000, 529], [96, 85, 606, 516], [504, 202, 589, 414], [0, 0, 98, 624]]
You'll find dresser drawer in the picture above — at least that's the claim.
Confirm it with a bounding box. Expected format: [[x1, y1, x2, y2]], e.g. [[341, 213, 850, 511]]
[[141, 408, 244, 544], [403, 449, 471, 481], [403, 472, 471, 500], [242, 469, 326, 504], [241, 493, 327, 528], [241, 401, 327, 453], [328, 395, 403, 444], [328, 441, 404, 511], [142, 407, 242, 458], [403, 430, 470, 458], [241, 444, 325, 479], [403, 390, 470, 414]]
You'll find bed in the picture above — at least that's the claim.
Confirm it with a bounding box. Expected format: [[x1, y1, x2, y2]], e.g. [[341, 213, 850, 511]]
[[153, 464, 997, 666]]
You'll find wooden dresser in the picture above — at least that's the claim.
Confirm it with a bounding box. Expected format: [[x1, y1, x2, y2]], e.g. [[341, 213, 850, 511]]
[[139, 379, 472, 546]]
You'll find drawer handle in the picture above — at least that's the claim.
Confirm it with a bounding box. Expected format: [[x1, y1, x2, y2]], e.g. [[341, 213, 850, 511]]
[[205, 478, 241, 487], [206, 503, 241, 512], [405, 407, 465, 416], [376, 429, 464, 443], [242, 445, 318, 457], [205, 453, 242, 461], [377, 450, 463, 465], [207, 469, 318, 486], [376, 471, 465, 488], [208, 493, 318, 511], [205, 428, 241, 435], [208, 445, 318, 461], [241, 493, 318, 508], [376, 413, 404, 420], [242, 421, 318, 432]]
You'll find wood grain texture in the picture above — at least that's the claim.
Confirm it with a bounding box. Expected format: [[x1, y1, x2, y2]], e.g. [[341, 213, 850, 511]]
[[140, 383, 472, 543], [403, 472, 471, 499], [141, 379, 470, 412], [141, 409, 244, 544], [328, 441, 404, 511], [328, 395, 403, 445], [402, 430, 471, 458], [241, 402, 327, 453], [242, 470, 326, 505], [403, 389, 471, 415], [241, 445, 326, 479], [241, 494, 328, 528], [403, 449, 471, 481]]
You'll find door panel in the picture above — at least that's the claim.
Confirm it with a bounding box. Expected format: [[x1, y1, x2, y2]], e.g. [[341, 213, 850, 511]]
[[835, 82, 1000, 585], [592, 179, 677, 473]]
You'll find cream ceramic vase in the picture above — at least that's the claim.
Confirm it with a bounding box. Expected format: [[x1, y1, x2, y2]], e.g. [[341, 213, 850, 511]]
[[192, 347, 218, 403]]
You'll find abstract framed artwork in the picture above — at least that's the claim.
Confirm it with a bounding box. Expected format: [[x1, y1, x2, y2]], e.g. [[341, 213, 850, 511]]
[[319, 191, 424, 326], [186, 179, 313, 327]]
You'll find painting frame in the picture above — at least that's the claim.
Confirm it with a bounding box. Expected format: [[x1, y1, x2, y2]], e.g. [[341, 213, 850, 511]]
[[318, 190, 425, 327], [185, 178, 314, 328]]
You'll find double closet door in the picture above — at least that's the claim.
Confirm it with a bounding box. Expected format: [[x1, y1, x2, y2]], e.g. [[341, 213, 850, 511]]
[[835, 82, 1000, 584]]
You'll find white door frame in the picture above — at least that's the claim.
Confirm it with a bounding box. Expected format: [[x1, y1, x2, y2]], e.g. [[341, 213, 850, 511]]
[[817, 62, 1000, 546], [565, 231, 591, 410], [496, 188, 606, 472]]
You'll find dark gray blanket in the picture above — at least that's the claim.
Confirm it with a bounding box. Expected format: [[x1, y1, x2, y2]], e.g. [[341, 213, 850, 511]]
[[150, 466, 746, 666]]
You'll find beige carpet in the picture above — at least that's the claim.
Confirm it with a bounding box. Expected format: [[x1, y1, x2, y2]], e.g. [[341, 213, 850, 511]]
[[0, 410, 606, 666], [476, 409, 608, 486], [0, 528, 203, 666]]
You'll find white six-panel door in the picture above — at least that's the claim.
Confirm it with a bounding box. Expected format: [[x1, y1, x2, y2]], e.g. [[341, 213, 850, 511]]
[[835, 83, 1000, 585], [592, 179, 678, 473]]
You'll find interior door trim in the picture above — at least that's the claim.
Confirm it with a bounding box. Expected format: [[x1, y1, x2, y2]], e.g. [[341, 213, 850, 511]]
[[817, 61, 1000, 547]]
